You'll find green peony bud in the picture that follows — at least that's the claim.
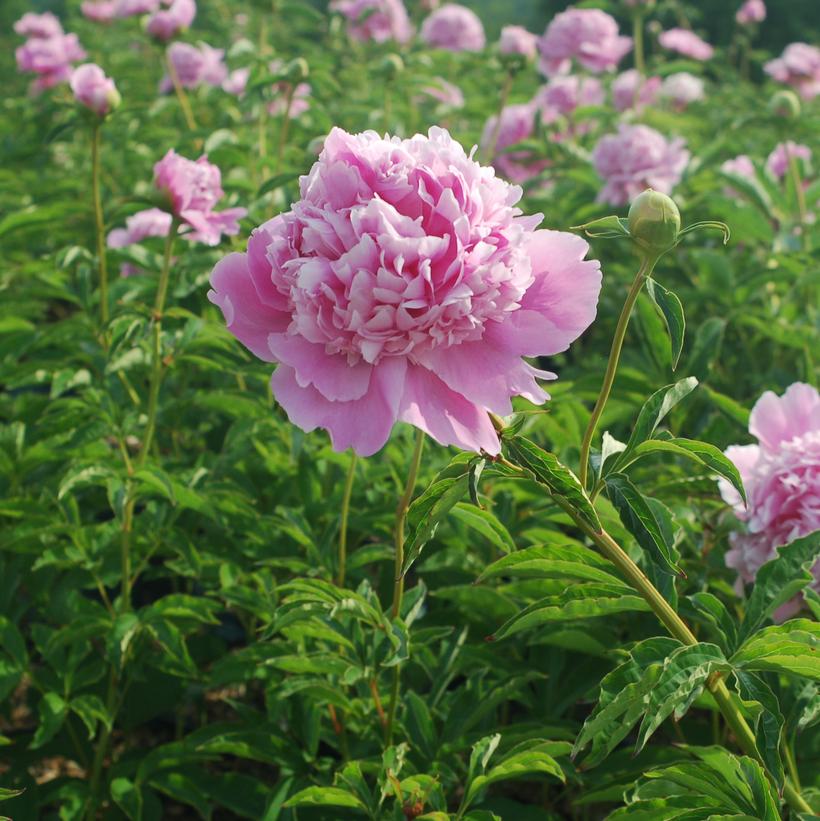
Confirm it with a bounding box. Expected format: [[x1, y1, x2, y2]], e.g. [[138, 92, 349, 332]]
[[627, 189, 681, 255], [283, 58, 309, 83], [378, 54, 405, 80], [767, 90, 801, 119]]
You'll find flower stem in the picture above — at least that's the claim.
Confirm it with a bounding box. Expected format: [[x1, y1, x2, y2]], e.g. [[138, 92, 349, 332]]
[[485, 69, 514, 165], [275, 84, 295, 174], [384, 429, 425, 746], [633, 13, 645, 74], [787, 152, 808, 243], [578, 257, 654, 489], [91, 124, 109, 342], [336, 451, 357, 587], [165, 50, 197, 132]]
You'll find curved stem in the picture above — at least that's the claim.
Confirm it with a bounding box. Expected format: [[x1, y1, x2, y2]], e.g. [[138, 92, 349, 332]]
[[165, 50, 197, 132], [384, 429, 425, 746], [91, 124, 109, 342], [485, 69, 514, 166], [336, 451, 358, 587], [578, 257, 654, 488], [788, 152, 808, 243]]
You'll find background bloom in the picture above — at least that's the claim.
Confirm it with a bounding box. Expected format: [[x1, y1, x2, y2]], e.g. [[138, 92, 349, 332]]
[[116, 0, 160, 16], [736, 0, 766, 24], [499, 25, 538, 59], [719, 383, 820, 610], [538, 8, 632, 76], [533, 75, 603, 123], [208, 127, 601, 456], [107, 208, 173, 248], [146, 0, 197, 40], [222, 67, 250, 96], [611, 69, 661, 112], [329, 0, 413, 44], [480, 103, 548, 184], [420, 4, 486, 52], [70, 63, 121, 116], [766, 141, 811, 179], [14, 12, 64, 38], [658, 28, 714, 60], [661, 72, 705, 108], [160, 42, 227, 91], [16, 32, 87, 90], [419, 77, 464, 108], [592, 124, 689, 205], [765, 42, 820, 100], [81, 0, 118, 22]]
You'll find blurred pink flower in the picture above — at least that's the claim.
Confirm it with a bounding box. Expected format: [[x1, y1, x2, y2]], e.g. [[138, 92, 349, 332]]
[[208, 126, 601, 456], [14, 12, 63, 38], [766, 141, 811, 179], [480, 103, 548, 184], [661, 72, 705, 108], [70, 63, 120, 116], [329, 0, 412, 44], [592, 124, 689, 205], [153, 151, 247, 245], [658, 28, 714, 60], [420, 3, 486, 52], [419, 77, 464, 108], [107, 208, 173, 248], [533, 75, 603, 123], [611, 69, 661, 112], [538, 8, 632, 76], [736, 0, 766, 24], [721, 154, 755, 179], [161, 42, 226, 91], [269, 83, 311, 117], [222, 67, 250, 97], [499, 25, 538, 59], [146, 0, 196, 40], [81, 1, 118, 22], [116, 0, 160, 16], [719, 383, 820, 613], [765, 43, 820, 100], [16, 32, 87, 91]]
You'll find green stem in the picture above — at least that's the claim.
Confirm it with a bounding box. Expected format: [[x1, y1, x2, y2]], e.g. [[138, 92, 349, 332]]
[[85, 667, 118, 820], [165, 50, 197, 132], [275, 84, 295, 174], [787, 152, 808, 241], [336, 451, 357, 587], [91, 124, 109, 340], [384, 429, 425, 746], [485, 69, 514, 165], [784, 736, 802, 792], [633, 13, 645, 75], [578, 257, 654, 489]]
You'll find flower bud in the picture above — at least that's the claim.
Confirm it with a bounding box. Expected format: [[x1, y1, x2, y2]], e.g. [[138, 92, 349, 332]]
[[627, 189, 681, 255], [283, 57, 309, 83], [378, 53, 404, 80], [767, 89, 801, 119]]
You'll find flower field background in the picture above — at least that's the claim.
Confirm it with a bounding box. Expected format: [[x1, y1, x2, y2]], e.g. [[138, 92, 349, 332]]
[[1, 0, 819, 819]]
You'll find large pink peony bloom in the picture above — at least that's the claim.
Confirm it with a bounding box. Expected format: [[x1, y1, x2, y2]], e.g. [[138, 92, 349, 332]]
[[499, 25, 538, 59], [146, 0, 196, 40], [154, 151, 246, 245], [660, 72, 705, 109], [719, 383, 820, 610], [480, 104, 548, 185], [81, 0, 118, 22], [533, 75, 604, 123], [70, 63, 120, 116], [736, 0, 766, 24], [420, 4, 486, 52], [658, 28, 714, 61], [766, 141, 811, 180], [14, 12, 63, 38], [208, 127, 601, 456], [611, 69, 661, 112], [16, 32, 87, 91], [765, 43, 820, 101], [592, 124, 689, 205], [329, 0, 413, 44], [538, 8, 632, 76]]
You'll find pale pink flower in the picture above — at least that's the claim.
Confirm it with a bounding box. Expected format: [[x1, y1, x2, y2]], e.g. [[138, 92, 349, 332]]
[[329, 0, 412, 44], [222, 67, 250, 97], [160, 42, 226, 91], [592, 124, 689, 205], [480, 104, 548, 184], [721, 154, 755, 179], [146, 0, 196, 40], [736, 0, 766, 24], [420, 4, 486, 52], [612, 69, 661, 112], [268, 83, 311, 118], [70, 63, 120, 116], [765, 43, 820, 101], [14, 12, 63, 38], [766, 141, 811, 179], [533, 75, 603, 124], [538, 8, 632, 76], [419, 77, 464, 108], [153, 151, 247, 245], [658, 28, 714, 61], [81, 0, 118, 22], [661, 72, 705, 108], [16, 33, 87, 91], [719, 383, 820, 614], [107, 208, 173, 248], [116, 0, 160, 16], [208, 126, 601, 456], [499, 25, 538, 59]]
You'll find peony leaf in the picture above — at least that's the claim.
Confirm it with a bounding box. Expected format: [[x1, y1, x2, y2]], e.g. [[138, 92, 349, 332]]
[[284, 786, 368, 812], [732, 619, 820, 681], [645, 277, 686, 370]]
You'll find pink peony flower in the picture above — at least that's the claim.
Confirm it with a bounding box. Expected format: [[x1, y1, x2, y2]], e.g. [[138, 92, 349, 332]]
[[161, 42, 226, 91], [611, 69, 661, 112], [736, 0, 766, 24], [81, 0, 118, 22], [16, 33, 87, 90], [153, 151, 247, 245], [660, 72, 705, 108], [721, 154, 755, 179], [420, 3, 486, 52], [658, 28, 714, 61], [592, 124, 689, 205], [764, 43, 820, 101], [269, 84, 311, 118], [70, 63, 120, 116], [146, 0, 196, 40], [480, 104, 548, 185], [329, 0, 413, 44], [107, 208, 173, 248], [533, 75, 604, 124], [538, 8, 632, 76], [208, 126, 601, 456], [719, 383, 820, 612], [766, 141, 811, 179], [116, 0, 160, 16], [14, 12, 63, 38], [222, 67, 250, 97], [419, 77, 465, 108], [499, 25, 538, 59]]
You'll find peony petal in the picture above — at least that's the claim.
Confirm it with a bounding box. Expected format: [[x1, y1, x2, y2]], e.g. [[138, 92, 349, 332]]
[[750, 382, 820, 451]]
